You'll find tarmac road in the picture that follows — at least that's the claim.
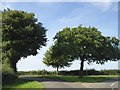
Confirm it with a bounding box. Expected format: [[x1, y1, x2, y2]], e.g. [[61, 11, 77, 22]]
[[22, 77, 119, 90]]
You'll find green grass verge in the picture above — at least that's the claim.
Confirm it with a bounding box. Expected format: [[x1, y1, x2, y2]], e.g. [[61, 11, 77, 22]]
[[38, 75, 118, 83], [2, 78, 44, 90]]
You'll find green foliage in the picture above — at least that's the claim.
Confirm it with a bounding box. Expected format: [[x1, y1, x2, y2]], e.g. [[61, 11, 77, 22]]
[[40, 69, 48, 75], [18, 69, 119, 77], [2, 78, 44, 89], [43, 45, 72, 72], [18, 70, 48, 76], [100, 69, 119, 75], [60, 69, 119, 76], [49, 71, 58, 76], [2, 63, 14, 75], [54, 25, 120, 77], [2, 9, 47, 72], [2, 62, 17, 84], [38, 75, 118, 83], [54, 25, 120, 64]]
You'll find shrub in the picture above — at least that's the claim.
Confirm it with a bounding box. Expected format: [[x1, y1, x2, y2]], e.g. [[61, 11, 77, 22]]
[[49, 71, 58, 76], [59, 69, 119, 76], [100, 69, 119, 75], [2, 63, 17, 84], [18, 69, 49, 76]]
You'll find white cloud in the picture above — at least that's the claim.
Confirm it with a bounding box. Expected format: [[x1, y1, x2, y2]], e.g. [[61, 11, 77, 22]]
[[91, 2, 113, 12], [57, 4, 97, 25], [58, 1, 116, 24], [57, 2, 117, 37]]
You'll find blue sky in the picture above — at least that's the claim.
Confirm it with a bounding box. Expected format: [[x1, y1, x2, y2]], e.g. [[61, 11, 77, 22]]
[[2, 2, 119, 71]]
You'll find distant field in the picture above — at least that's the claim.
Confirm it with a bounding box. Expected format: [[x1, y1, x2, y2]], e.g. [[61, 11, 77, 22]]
[[20, 75, 119, 83], [2, 78, 44, 90]]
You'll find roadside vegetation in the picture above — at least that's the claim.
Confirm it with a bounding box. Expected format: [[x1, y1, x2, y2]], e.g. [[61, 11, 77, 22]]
[[18, 69, 120, 76], [19, 69, 119, 83], [39, 75, 118, 83], [2, 78, 44, 90], [20, 75, 118, 83]]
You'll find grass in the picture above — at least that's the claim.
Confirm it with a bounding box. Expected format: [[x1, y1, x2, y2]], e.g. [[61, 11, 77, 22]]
[[2, 78, 44, 90], [26, 75, 119, 83]]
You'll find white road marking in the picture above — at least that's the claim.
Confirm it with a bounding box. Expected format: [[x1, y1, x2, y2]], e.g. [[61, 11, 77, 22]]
[[110, 81, 118, 86], [81, 83, 91, 88]]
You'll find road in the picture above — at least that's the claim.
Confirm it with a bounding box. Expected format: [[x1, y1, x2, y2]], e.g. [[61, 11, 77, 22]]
[[22, 77, 119, 90]]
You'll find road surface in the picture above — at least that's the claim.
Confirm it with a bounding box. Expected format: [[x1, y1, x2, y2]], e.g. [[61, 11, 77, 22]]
[[22, 77, 119, 90]]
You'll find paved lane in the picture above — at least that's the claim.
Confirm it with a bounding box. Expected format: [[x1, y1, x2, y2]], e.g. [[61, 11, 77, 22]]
[[22, 77, 119, 90]]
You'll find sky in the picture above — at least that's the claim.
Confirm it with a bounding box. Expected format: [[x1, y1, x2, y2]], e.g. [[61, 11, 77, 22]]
[[1, 1, 119, 71]]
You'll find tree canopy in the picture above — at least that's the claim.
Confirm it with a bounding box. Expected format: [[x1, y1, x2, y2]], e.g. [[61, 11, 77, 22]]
[[43, 44, 72, 72], [2, 9, 47, 72], [53, 25, 120, 77]]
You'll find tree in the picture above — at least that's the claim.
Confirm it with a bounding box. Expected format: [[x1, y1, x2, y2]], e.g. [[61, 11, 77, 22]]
[[54, 25, 120, 77], [2, 9, 47, 72], [43, 44, 72, 73]]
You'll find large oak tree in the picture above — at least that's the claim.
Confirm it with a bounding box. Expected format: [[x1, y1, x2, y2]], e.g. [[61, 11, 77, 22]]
[[54, 25, 120, 77], [2, 9, 47, 72]]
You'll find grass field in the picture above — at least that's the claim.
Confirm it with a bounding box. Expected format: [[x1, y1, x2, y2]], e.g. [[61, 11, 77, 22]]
[[20, 75, 118, 83], [2, 78, 44, 90], [41, 75, 118, 83]]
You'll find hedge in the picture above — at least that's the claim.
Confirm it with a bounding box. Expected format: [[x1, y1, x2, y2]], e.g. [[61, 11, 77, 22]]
[[18, 69, 119, 76]]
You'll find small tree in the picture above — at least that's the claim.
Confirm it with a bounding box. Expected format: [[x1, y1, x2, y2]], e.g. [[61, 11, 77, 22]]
[[43, 44, 72, 74]]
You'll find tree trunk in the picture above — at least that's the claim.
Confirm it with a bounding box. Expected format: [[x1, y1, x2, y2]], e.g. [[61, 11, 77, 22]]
[[11, 62, 17, 72], [79, 59, 84, 78], [57, 67, 59, 75]]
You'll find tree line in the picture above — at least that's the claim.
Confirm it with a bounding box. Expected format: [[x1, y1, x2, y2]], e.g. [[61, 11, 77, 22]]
[[18, 69, 120, 76], [2, 9, 120, 83]]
